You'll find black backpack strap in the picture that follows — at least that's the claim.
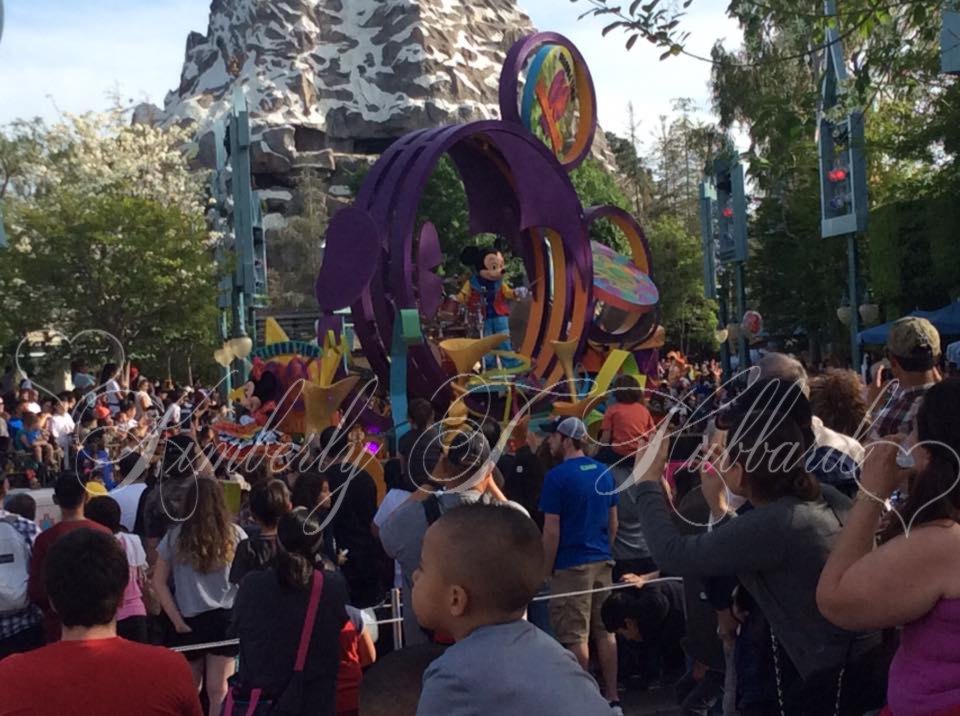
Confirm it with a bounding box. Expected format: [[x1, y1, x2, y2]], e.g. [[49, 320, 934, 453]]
[[423, 494, 443, 525]]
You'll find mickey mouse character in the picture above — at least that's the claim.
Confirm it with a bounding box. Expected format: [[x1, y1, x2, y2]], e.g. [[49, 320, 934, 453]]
[[456, 242, 526, 369]]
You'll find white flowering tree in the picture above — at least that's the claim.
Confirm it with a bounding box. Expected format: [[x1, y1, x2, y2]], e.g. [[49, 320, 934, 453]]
[[0, 109, 218, 373]]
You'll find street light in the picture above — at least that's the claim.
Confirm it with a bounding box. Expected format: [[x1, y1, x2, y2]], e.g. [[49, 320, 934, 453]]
[[836, 299, 853, 326], [859, 293, 880, 325], [228, 335, 254, 360]]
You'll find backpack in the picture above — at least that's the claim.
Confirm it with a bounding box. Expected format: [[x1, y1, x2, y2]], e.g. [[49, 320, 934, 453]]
[[0, 516, 30, 613]]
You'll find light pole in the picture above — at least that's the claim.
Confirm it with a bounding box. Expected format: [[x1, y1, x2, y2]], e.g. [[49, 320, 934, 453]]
[[210, 90, 269, 398], [700, 179, 732, 377], [0, 0, 6, 250], [819, 0, 868, 371], [714, 152, 750, 373], [943, 0, 960, 73]]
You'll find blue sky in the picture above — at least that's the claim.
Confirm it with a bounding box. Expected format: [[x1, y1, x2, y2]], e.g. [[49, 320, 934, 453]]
[[0, 0, 742, 152]]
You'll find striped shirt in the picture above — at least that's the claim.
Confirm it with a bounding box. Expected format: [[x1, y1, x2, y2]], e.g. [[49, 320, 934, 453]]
[[0, 510, 42, 640]]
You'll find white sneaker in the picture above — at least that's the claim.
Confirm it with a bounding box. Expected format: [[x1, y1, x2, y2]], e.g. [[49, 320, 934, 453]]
[[609, 702, 624, 716]]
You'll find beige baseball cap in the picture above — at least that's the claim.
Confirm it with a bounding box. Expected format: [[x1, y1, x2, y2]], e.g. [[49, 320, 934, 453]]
[[887, 316, 941, 359]]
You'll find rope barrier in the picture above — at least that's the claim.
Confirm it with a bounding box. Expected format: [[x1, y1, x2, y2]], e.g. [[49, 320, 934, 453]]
[[532, 576, 683, 602], [168, 579, 682, 653]]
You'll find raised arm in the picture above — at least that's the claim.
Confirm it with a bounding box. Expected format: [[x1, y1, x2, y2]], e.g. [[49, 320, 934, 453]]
[[817, 440, 954, 631], [631, 431, 784, 577], [635, 482, 785, 577]]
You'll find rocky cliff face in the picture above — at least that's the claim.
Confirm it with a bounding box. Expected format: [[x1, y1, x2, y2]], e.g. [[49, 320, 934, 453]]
[[156, 0, 536, 186]]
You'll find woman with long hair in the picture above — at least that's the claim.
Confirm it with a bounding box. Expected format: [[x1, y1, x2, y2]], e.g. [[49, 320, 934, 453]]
[[153, 477, 246, 716], [230, 507, 351, 716], [818, 378, 960, 715], [633, 412, 887, 714]]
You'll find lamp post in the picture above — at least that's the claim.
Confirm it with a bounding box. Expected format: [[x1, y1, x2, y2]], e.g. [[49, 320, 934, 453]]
[[210, 90, 269, 398], [700, 179, 732, 378], [0, 0, 6, 250], [859, 294, 880, 325], [943, 0, 960, 73], [819, 0, 868, 371], [714, 151, 750, 374]]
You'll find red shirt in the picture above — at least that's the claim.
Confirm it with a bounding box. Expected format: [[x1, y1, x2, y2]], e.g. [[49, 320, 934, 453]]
[[26, 519, 112, 642], [336, 610, 363, 714], [0, 637, 202, 716], [602, 402, 656, 456]]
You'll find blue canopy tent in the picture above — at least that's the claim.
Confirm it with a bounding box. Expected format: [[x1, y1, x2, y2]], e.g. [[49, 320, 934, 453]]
[[859, 301, 960, 344], [858, 310, 936, 345], [926, 300, 960, 336]]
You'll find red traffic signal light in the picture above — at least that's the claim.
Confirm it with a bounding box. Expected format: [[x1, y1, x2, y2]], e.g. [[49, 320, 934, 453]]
[[722, 207, 734, 218], [828, 168, 848, 183]]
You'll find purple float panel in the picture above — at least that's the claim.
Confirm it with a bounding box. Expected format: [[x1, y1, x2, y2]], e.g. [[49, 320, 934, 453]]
[[318, 32, 613, 400], [333, 122, 595, 395], [416, 222, 444, 320], [499, 32, 599, 171], [315, 207, 380, 312], [347, 130, 435, 387], [447, 140, 522, 239], [633, 348, 661, 388], [383, 122, 592, 385]]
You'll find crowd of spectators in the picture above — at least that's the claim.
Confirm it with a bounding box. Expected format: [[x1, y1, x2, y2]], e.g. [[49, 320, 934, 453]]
[[0, 315, 957, 715]]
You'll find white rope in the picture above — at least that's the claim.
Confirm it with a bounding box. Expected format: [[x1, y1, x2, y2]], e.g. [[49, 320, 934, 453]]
[[169, 580, 682, 653], [169, 617, 406, 653], [170, 639, 238, 653], [532, 576, 683, 602]]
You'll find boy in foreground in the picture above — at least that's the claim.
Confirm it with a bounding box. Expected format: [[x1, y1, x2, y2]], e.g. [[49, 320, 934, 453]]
[[412, 503, 614, 715], [0, 528, 201, 715]]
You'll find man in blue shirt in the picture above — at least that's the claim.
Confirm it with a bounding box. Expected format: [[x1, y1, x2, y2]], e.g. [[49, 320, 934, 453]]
[[539, 417, 621, 713]]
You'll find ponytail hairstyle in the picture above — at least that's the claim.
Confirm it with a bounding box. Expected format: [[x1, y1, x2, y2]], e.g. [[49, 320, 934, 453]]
[[275, 507, 325, 591], [883, 379, 960, 540], [727, 410, 821, 503]]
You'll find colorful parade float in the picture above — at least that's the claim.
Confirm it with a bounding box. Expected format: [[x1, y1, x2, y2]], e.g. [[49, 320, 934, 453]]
[[308, 32, 665, 441], [213, 32, 664, 463]]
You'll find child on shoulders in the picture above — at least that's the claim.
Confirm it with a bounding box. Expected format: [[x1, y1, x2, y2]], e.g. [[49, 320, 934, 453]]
[[598, 374, 656, 465]]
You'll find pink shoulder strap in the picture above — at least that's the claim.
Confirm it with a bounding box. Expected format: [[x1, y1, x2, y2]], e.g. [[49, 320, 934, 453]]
[[294, 569, 324, 672]]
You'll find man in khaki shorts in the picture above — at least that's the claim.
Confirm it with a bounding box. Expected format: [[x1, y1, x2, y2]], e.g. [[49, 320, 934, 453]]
[[539, 417, 621, 714]]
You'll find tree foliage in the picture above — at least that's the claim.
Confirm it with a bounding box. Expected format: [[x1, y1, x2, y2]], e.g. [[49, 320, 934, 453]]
[[648, 216, 719, 354], [703, 0, 960, 358], [0, 111, 217, 373], [267, 172, 329, 311]]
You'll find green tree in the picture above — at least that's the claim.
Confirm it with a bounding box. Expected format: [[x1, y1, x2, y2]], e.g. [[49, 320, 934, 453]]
[[647, 216, 719, 354], [604, 103, 655, 219], [267, 172, 329, 311], [0, 111, 217, 374], [570, 158, 633, 254]]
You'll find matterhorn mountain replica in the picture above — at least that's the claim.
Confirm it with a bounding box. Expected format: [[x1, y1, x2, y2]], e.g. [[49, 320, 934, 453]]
[[146, 0, 537, 220]]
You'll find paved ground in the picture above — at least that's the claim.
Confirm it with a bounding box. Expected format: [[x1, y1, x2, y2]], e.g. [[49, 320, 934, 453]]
[[622, 687, 683, 715]]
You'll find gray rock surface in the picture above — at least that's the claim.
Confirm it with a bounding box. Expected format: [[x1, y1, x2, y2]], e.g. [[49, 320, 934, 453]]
[[161, 0, 537, 171]]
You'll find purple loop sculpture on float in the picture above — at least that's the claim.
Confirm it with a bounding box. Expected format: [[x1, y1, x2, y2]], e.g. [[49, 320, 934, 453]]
[[315, 32, 663, 406]]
